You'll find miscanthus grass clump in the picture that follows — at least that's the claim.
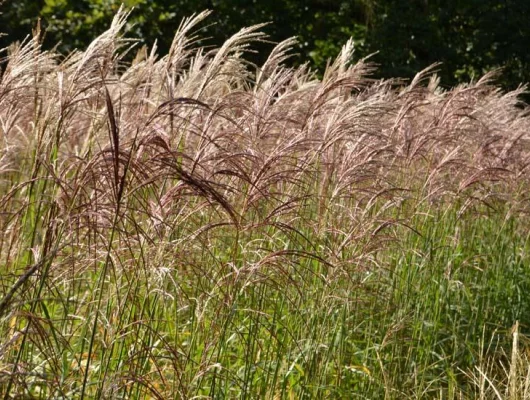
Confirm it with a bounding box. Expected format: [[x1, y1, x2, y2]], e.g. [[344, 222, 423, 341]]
[[1, 8, 530, 399]]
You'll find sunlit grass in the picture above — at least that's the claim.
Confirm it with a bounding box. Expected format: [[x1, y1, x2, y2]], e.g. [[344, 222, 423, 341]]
[[1, 7, 529, 399]]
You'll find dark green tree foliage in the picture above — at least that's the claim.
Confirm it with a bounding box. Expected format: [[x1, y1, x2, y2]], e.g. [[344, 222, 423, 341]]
[[0, 0, 529, 93], [0, 0, 369, 71], [366, 0, 530, 92], [0, 0, 45, 47]]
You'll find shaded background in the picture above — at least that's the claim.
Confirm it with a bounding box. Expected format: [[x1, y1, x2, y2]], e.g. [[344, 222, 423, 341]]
[[1, 0, 529, 95]]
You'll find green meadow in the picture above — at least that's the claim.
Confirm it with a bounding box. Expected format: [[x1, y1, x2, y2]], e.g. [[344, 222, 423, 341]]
[[1, 9, 529, 399]]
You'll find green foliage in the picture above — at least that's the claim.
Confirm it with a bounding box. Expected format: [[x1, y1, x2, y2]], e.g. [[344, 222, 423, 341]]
[[366, 0, 530, 92], [1, 0, 368, 69], [0, 0, 45, 46], [1, 0, 528, 93]]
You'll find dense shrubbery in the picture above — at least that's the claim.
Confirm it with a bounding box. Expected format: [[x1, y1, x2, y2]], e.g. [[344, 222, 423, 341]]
[[0, 9, 529, 398]]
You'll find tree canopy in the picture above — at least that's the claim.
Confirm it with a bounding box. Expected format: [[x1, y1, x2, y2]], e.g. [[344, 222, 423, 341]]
[[1, 0, 528, 94]]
